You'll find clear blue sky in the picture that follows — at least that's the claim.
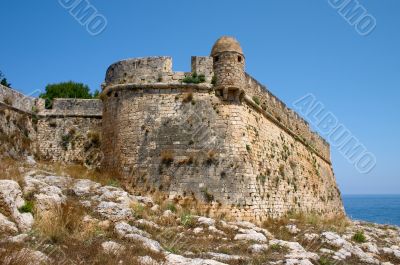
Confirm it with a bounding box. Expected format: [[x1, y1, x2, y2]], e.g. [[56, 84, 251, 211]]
[[1, 0, 399, 194]]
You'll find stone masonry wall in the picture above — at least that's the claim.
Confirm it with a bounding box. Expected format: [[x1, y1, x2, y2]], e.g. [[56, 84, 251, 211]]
[[244, 74, 330, 162], [213, 52, 245, 89], [104, 56, 214, 89], [0, 105, 36, 159], [0, 84, 103, 165], [0, 85, 36, 159], [0, 84, 36, 112], [36, 116, 102, 166], [36, 98, 103, 166], [39, 98, 102, 117], [102, 57, 329, 163], [101, 85, 344, 221]]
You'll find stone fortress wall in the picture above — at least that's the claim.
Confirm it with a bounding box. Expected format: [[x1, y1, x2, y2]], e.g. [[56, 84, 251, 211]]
[[35, 98, 102, 166], [243, 75, 330, 162], [0, 84, 102, 165], [100, 36, 344, 221], [0, 84, 36, 113], [102, 55, 329, 163], [0, 85, 37, 158], [0, 36, 344, 221]]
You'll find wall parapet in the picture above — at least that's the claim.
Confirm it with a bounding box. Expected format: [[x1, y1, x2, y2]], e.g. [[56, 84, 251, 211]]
[[39, 98, 102, 117], [244, 74, 330, 162], [0, 84, 36, 113], [103, 56, 214, 88]]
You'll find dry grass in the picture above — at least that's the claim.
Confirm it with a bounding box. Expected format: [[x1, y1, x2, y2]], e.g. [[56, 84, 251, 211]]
[[160, 150, 174, 165], [0, 245, 32, 265], [36, 162, 121, 187], [182, 92, 193, 103], [262, 212, 350, 240], [33, 199, 100, 244], [0, 158, 26, 184]]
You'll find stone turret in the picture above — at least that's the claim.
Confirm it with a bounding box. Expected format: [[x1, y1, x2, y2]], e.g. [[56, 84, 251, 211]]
[[211, 36, 246, 101]]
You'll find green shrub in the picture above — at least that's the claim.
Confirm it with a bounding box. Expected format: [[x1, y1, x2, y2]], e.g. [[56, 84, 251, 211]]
[[252, 96, 260, 105], [246, 145, 251, 152], [182, 72, 206, 84], [270, 244, 281, 251], [257, 174, 267, 185], [87, 131, 100, 148], [3, 96, 13, 106], [200, 188, 214, 202], [0, 70, 12, 87], [352, 231, 366, 243], [19, 201, 34, 213], [319, 257, 333, 265], [166, 202, 177, 213], [279, 165, 285, 177], [211, 75, 217, 85], [132, 203, 145, 218], [180, 212, 194, 227], [39, 81, 97, 109], [107, 179, 120, 188]]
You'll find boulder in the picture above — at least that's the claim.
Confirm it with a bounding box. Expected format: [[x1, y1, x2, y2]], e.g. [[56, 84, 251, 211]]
[[0, 180, 33, 232], [101, 241, 125, 255]]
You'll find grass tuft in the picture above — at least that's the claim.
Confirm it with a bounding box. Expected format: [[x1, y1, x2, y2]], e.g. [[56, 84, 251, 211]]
[[18, 200, 34, 213], [352, 231, 366, 243]]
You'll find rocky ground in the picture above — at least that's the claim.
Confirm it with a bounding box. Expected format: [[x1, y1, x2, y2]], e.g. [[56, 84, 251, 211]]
[[0, 159, 399, 265]]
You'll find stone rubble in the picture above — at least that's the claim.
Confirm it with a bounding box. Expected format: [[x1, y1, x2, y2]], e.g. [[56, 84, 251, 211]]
[[0, 171, 399, 265]]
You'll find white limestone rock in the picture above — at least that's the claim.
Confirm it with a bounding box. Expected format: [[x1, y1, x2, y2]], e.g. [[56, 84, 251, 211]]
[[124, 233, 163, 253], [150, 204, 160, 212], [0, 212, 18, 235], [7, 233, 29, 244], [165, 254, 228, 265], [220, 221, 239, 231], [136, 219, 161, 230], [248, 243, 269, 253], [304, 233, 319, 241], [232, 220, 273, 239], [208, 226, 225, 236], [34, 185, 66, 212], [285, 259, 313, 265], [114, 221, 150, 238], [382, 246, 400, 259], [26, 156, 36, 165], [362, 242, 379, 254], [207, 252, 245, 262], [25, 174, 71, 191], [72, 179, 101, 196], [135, 196, 154, 206], [4, 248, 50, 265], [269, 239, 319, 261], [137, 255, 159, 265], [163, 210, 175, 218], [286, 224, 300, 234], [0, 180, 33, 232], [96, 201, 133, 221], [197, 217, 215, 226], [322, 231, 380, 263], [101, 241, 125, 255], [193, 227, 204, 234], [97, 186, 134, 206], [234, 229, 267, 243]]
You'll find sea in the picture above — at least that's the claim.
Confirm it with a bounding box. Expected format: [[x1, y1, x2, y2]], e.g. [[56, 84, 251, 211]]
[[343, 195, 400, 227]]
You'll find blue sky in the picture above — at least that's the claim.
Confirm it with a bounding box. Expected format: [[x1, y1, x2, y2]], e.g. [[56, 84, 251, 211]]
[[1, 0, 399, 194]]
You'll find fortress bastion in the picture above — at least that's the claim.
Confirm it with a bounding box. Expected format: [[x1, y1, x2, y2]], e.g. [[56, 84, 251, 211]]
[[100, 36, 344, 221]]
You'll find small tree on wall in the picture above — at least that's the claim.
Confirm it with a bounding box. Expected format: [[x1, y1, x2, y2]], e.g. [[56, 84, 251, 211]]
[[0, 71, 12, 87], [39, 81, 99, 109]]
